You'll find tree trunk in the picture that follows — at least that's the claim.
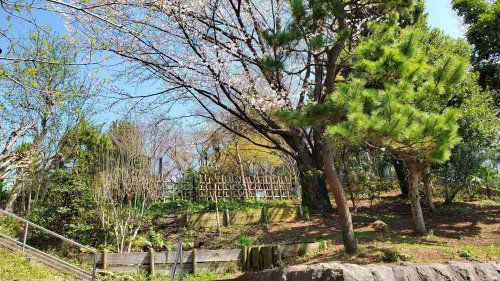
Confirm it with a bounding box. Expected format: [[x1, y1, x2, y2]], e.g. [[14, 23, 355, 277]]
[[423, 170, 437, 213], [392, 156, 409, 197], [282, 130, 333, 214], [405, 161, 427, 235], [341, 148, 356, 211], [322, 141, 357, 254], [296, 151, 334, 214], [4, 184, 21, 212]]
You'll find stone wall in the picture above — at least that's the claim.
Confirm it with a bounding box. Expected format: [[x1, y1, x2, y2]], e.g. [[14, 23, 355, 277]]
[[227, 262, 500, 281]]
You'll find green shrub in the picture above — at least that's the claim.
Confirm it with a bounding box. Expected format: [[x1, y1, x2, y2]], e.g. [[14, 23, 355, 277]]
[[131, 235, 151, 250], [459, 245, 475, 260], [381, 248, 412, 262], [238, 234, 253, 247]]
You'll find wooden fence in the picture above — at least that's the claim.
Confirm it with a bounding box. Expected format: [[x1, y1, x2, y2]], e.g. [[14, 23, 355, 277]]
[[82, 248, 241, 274], [80, 241, 326, 275], [164, 173, 300, 201]]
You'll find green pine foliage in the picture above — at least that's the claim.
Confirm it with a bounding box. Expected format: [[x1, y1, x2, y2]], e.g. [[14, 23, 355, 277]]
[[324, 19, 467, 164]]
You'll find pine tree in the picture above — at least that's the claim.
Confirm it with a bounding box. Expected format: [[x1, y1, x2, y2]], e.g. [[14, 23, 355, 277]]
[[282, 17, 469, 235], [323, 19, 466, 234]]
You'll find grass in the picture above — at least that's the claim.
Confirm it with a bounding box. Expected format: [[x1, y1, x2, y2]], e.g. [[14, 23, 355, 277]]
[[0, 247, 73, 281], [105, 269, 237, 281]]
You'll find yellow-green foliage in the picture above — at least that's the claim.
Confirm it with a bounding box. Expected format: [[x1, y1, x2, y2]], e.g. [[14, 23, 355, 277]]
[[218, 134, 284, 172], [0, 248, 73, 281]]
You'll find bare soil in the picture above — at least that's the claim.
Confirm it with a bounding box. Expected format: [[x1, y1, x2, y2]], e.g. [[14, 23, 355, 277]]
[[157, 194, 500, 265]]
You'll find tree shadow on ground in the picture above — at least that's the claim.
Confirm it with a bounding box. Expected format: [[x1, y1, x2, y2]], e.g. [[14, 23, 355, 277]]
[[259, 195, 499, 248]]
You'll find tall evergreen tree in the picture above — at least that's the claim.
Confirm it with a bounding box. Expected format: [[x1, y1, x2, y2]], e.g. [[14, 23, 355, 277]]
[[285, 18, 466, 235], [330, 20, 466, 234]]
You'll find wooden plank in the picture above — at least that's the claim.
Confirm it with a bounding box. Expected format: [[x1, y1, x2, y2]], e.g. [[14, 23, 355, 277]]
[[106, 249, 241, 265], [149, 248, 155, 273], [280, 242, 321, 258], [102, 251, 108, 269], [274, 245, 282, 265], [193, 249, 242, 263], [250, 247, 260, 270], [107, 252, 150, 265], [107, 260, 235, 274], [261, 246, 272, 269], [242, 247, 248, 270], [192, 249, 197, 274]]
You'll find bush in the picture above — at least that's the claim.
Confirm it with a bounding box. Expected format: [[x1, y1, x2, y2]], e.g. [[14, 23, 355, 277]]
[[381, 248, 412, 262], [238, 234, 252, 247], [459, 245, 475, 260]]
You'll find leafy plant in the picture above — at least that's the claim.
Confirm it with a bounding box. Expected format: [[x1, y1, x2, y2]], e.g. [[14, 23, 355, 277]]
[[238, 234, 253, 247], [459, 244, 476, 260]]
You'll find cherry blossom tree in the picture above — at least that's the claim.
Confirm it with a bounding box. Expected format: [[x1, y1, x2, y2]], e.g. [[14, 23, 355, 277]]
[[46, 0, 423, 216], [12, 0, 424, 253]]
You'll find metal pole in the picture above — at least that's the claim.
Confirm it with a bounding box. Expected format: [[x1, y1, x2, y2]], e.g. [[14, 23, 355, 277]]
[[22, 222, 28, 252], [170, 241, 182, 281], [179, 241, 184, 281]]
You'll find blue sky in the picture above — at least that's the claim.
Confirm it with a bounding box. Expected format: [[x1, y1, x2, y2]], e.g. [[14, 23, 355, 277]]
[[0, 0, 466, 124], [426, 0, 464, 38]]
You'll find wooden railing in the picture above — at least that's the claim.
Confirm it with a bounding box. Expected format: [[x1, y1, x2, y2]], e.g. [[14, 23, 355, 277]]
[[0, 208, 98, 280]]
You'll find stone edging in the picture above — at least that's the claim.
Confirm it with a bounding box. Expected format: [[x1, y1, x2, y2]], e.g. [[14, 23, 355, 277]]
[[228, 262, 500, 281]]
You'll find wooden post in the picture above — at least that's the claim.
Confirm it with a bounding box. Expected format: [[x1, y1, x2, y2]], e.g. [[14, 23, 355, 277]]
[[242, 246, 248, 270], [102, 250, 108, 270], [149, 247, 155, 274], [261, 246, 272, 269], [251, 247, 260, 270], [224, 209, 230, 227], [261, 207, 267, 223], [270, 176, 275, 200], [276, 244, 282, 265], [192, 249, 198, 275]]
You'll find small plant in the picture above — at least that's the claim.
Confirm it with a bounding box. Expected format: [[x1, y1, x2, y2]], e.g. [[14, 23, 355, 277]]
[[381, 248, 399, 262], [225, 261, 239, 274], [131, 235, 151, 250], [357, 247, 368, 258], [299, 248, 307, 257], [381, 248, 412, 262], [459, 245, 475, 260], [422, 229, 439, 242], [238, 234, 253, 247], [183, 240, 195, 250], [148, 229, 166, 249]]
